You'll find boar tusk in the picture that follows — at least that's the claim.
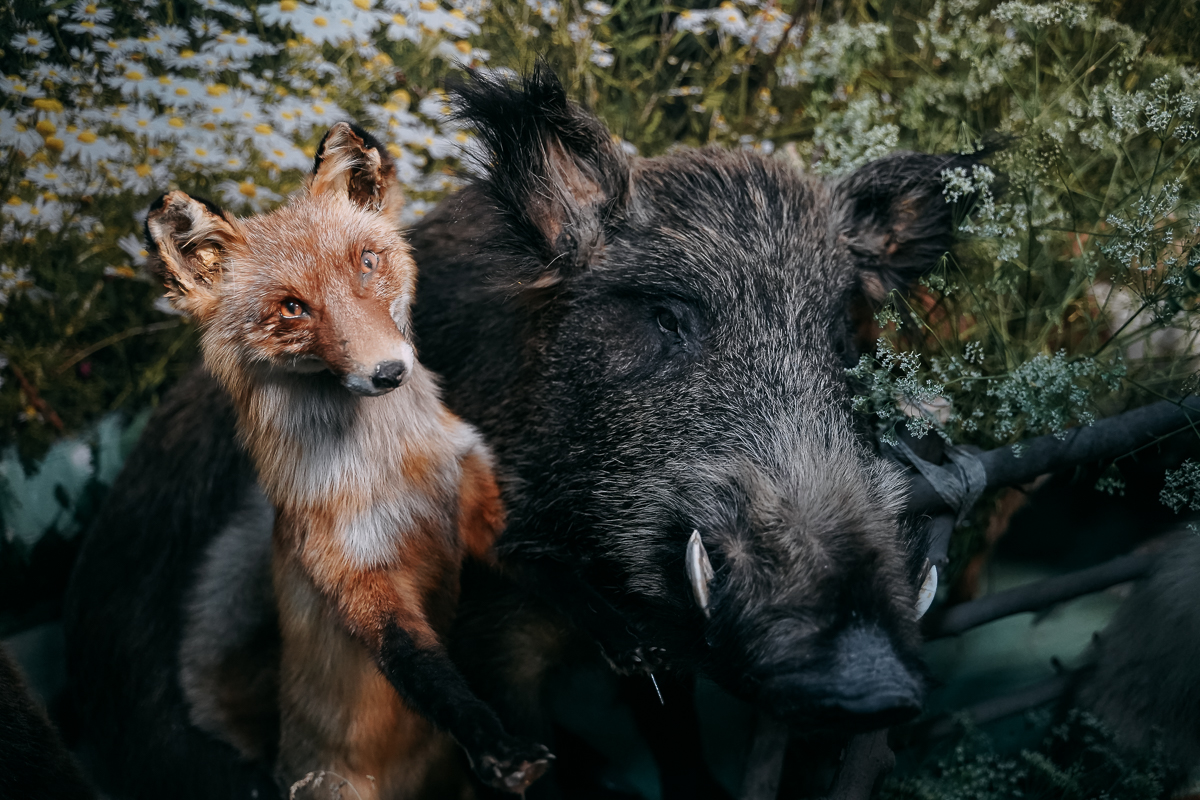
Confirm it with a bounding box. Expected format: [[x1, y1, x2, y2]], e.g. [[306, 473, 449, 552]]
[[686, 529, 715, 618], [916, 560, 937, 619]]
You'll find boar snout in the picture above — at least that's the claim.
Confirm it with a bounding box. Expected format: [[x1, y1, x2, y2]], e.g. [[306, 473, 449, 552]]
[[756, 624, 923, 732]]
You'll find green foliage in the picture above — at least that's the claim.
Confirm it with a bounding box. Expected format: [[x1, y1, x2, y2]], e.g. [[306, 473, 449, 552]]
[[882, 712, 1177, 800]]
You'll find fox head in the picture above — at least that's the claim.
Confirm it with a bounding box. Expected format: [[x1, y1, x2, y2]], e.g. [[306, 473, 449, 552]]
[[146, 122, 414, 397]]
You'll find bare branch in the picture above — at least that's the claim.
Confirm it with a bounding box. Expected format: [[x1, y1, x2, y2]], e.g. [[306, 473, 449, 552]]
[[905, 397, 1200, 515], [924, 551, 1157, 639]]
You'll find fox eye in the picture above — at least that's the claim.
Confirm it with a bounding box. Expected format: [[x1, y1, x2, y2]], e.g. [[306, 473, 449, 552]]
[[360, 250, 378, 274], [656, 308, 680, 334], [279, 299, 307, 318]]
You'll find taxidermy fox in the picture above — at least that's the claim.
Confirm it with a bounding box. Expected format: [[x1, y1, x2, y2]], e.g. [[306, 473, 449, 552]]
[[144, 122, 551, 798]]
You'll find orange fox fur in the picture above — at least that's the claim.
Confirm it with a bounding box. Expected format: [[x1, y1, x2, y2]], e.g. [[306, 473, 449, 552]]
[[145, 122, 549, 798]]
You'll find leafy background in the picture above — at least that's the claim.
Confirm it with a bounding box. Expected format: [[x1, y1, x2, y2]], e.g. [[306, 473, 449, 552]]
[[2, 0, 1199, 795]]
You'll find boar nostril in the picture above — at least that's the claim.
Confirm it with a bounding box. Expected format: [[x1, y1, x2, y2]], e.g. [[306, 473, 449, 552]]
[[758, 624, 922, 731], [372, 360, 408, 389]]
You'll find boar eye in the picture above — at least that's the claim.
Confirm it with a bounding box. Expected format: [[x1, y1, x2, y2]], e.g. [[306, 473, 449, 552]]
[[360, 250, 378, 274], [279, 299, 307, 318], [656, 308, 680, 334]]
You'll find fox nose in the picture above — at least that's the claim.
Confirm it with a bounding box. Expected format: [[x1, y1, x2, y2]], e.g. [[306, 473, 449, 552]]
[[372, 360, 408, 390]]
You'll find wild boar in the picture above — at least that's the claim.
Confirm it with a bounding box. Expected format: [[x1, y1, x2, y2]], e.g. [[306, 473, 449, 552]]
[[63, 65, 974, 798]]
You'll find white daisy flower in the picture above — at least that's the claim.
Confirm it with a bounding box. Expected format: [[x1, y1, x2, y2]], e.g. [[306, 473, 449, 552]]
[[176, 135, 232, 169], [163, 47, 201, 70], [62, 20, 115, 37], [255, 138, 311, 172], [189, 18, 221, 38], [6, 197, 65, 233], [62, 129, 131, 165], [118, 161, 168, 195], [383, 11, 420, 42], [195, 0, 251, 21], [70, 2, 115, 23], [0, 75, 44, 99], [107, 65, 159, 98], [215, 178, 283, 212], [259, 0, 304, 28], [145, 76, 208, 105], [0, 110, 46, 156], [25, 166, 80, 194], [11, 29, 54, 55], [674, 8, 712, 34], [93, 36, 139, 56], [148, 24, 189, 45], [203, 30, 280, 60], [118, 232, 151, 266]]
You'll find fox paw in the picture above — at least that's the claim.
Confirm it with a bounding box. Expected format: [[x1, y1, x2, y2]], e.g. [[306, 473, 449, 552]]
[[478, 743, 554, 794]]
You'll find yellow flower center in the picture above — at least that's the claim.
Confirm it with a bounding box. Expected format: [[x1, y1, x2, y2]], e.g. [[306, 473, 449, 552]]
[[455, 40, 471, 53], [26, 37, 39, 46], [255, 123, 272, 134], [419, 1, 436, 10], [125, 70, 144, 81], [450, 9, 465, 18], [7, 196, 21, 206], [239, 181, 257, 197], [168, 117, 184, 128], [313, 16, 328, 26], [85, 4, 97, 13], [280, 0, 297, 10], [195, 148, 208, 156], [175, 87, 189, 95], [78, 131, 98, 143], [180, 48, 195, 58], [202, 122, 217, 131], [33, 99, 64, 112], [44, 172, 57, 179], [355, 0, 371, 7], [136, 164, 152, 177], [81, 21, 95, 29], [36, 120, 57, 136], [392, 13, 406, 24]]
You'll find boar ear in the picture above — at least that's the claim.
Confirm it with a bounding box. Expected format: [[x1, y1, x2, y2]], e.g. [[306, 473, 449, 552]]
[[145, 191, 241, 320], [451, 63, 630, 286], [309, 121, 405, 220], [835, 151, 981, 302]]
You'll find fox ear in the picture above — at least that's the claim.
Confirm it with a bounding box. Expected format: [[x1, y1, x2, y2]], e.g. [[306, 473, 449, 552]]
[[145, 191, 241, 320], [836, 151, 982, 302], [309, 122, 405, 221]]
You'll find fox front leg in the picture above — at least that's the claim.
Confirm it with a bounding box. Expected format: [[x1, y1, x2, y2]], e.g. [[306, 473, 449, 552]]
[[377, 623, 553, 793], [284, 526, 552, 795]]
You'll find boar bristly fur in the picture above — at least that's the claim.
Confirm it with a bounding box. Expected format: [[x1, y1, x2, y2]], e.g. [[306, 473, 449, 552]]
[[144, 121, 549, 798]]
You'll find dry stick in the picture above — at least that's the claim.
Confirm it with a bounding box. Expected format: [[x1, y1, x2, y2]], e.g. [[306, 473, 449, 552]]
[[910, 674, 1072, 744], [925, 550, 1158, 639], [904, 397, 1200, 515], [7, 361, 64, 432], [740, 712, 790, 800], [54, 319, 182, 375], [823, 731, 896, 800]]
